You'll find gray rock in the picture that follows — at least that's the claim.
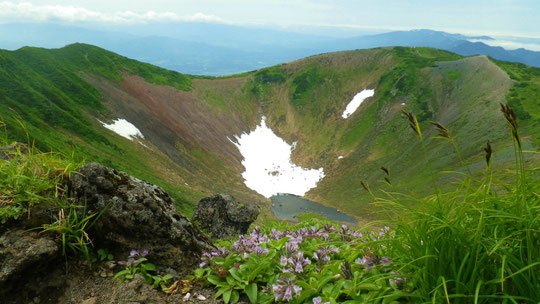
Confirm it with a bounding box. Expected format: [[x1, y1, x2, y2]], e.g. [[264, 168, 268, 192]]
[[0, 229, 59, 295], [70, 162, 214, 270], [192, 194, 259, 239], [111, 275, 160, 304], [0, 143, 28, 160]]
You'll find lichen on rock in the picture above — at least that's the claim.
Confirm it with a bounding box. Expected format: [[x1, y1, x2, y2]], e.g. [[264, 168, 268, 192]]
[[192, 194, 259, 239], [70, 162, 214, 270]]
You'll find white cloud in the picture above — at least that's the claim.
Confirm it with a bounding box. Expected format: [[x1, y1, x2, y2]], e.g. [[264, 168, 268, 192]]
[[0, 1, 227, 24], [468, 39, 540, 52]]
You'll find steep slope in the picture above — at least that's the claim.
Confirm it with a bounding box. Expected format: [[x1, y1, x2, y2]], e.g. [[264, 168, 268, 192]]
[[0, 44, 537, 221]]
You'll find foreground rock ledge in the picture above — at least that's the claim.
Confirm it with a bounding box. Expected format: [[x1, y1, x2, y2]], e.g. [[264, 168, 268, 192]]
[[193, 194, 259, 239], [70, 162, 214, 269]]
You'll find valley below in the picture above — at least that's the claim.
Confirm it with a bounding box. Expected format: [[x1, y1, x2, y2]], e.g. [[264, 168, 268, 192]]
[[0, 44, 538, 221]]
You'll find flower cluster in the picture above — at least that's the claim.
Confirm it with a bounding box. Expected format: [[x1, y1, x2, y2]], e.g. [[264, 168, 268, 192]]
[[272, 276, 302, 302], [389, 271, 408, 289], [197, 223, 401, 303], [354, 254, 391, 269], [313, 246, 339, 264], [199, 247, 230, 268], [282, 251, 311, 274], [117, 249, 148, 267], [312, 296, 330, 304]]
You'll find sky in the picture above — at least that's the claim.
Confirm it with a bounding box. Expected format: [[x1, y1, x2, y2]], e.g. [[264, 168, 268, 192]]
[[0, 0, 539, 38]]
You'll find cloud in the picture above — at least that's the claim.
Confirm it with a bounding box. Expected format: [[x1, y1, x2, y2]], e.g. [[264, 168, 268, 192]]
[[468, 39, 540, 52], [0, 1, 227, 24]]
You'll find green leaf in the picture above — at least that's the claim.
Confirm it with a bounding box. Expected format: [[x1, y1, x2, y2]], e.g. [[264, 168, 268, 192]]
[[223, 289, 232, 304], [317, 274, 336, 291], [229, 268, 248, 284], [356, 283, 380, 291], [215, 287, 227, 299], [208, 275, 222, 286], [330, 279, 346, 298], [194, 268, 205, 278], [231, 290, 240, 303], [245, 283, 258, 304], [248, 261, 269, 282], [113, 269, 130, 279], [142, 263, 156, 272]]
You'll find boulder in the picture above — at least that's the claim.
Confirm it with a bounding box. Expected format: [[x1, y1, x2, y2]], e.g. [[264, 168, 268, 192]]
[[69, 162, 214, 270], [0, 229, 61, 298], [192, 194, 259, 239]]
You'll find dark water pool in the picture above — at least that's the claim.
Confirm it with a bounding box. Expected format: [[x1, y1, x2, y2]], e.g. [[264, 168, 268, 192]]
[[271, 193, 357, 223]]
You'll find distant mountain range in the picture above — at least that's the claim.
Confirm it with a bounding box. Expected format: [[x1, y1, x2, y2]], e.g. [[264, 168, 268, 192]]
[[1, 23, 539, 75]]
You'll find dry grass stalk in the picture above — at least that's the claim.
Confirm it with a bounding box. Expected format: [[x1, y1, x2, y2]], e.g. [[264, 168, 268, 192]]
[[359, 180, 369, 191], [483, 140, 492, 166], [430, 121, 451, 139], [401, 110, 421, 137], [499, 103, 521, 148]]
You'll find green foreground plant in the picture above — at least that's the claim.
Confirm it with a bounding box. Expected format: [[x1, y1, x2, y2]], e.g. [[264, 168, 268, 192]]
[[0, 130, 80, 224], [375, 104, 539, 303], [114, 250, 173, 291], [195, 217, 412, 304], [40, 199, 110, 265]]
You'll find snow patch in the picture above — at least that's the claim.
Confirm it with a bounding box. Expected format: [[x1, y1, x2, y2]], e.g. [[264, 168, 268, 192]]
[[342, 89, 375, 119], [232, 117, 325, 198], [100, 119, 144, 141]]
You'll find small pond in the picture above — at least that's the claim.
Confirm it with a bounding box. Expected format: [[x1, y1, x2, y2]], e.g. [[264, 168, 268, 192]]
[[271, 193, 357, 223]]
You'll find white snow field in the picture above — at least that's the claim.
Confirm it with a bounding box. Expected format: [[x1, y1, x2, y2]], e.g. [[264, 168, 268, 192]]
[[342, 89, 375, 119], [232, 117, 325, 198], [100, 119, 144, 140]]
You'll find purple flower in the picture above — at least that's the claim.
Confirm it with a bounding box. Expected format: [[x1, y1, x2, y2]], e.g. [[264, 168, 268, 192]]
[[355, 255, 375, 269], [254, 246, 269, 256], [354, 255, 391, 269], [199, 248, 229, 268], [312, 297, 330, 304], [280, 255, 288, 266], [284, 252, 311, 274], [118, 249, 148, 267], [270, 229, 284, 240], [285, 241, 299, 254], [389, 271, 407, 288], [314, 246, 339, 264], [272, 277, 302, 302]]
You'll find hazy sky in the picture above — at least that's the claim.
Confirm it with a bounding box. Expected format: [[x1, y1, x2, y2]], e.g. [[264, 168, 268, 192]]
[[1, 0, 539, 37]]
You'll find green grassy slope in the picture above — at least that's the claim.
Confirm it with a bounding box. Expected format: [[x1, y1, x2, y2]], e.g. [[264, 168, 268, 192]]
[[1, 44, 538, 220], [0, 44, 201, 213]]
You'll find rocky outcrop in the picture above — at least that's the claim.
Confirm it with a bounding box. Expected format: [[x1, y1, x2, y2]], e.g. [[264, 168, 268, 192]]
[[192, 194, 259, 239], [70, 162, 214, 270], [0, 230, 63, 300]]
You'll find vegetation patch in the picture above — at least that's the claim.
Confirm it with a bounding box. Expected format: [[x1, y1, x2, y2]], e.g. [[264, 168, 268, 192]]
[[291, 67, 325, 105], [492, 59, 540, 146]]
